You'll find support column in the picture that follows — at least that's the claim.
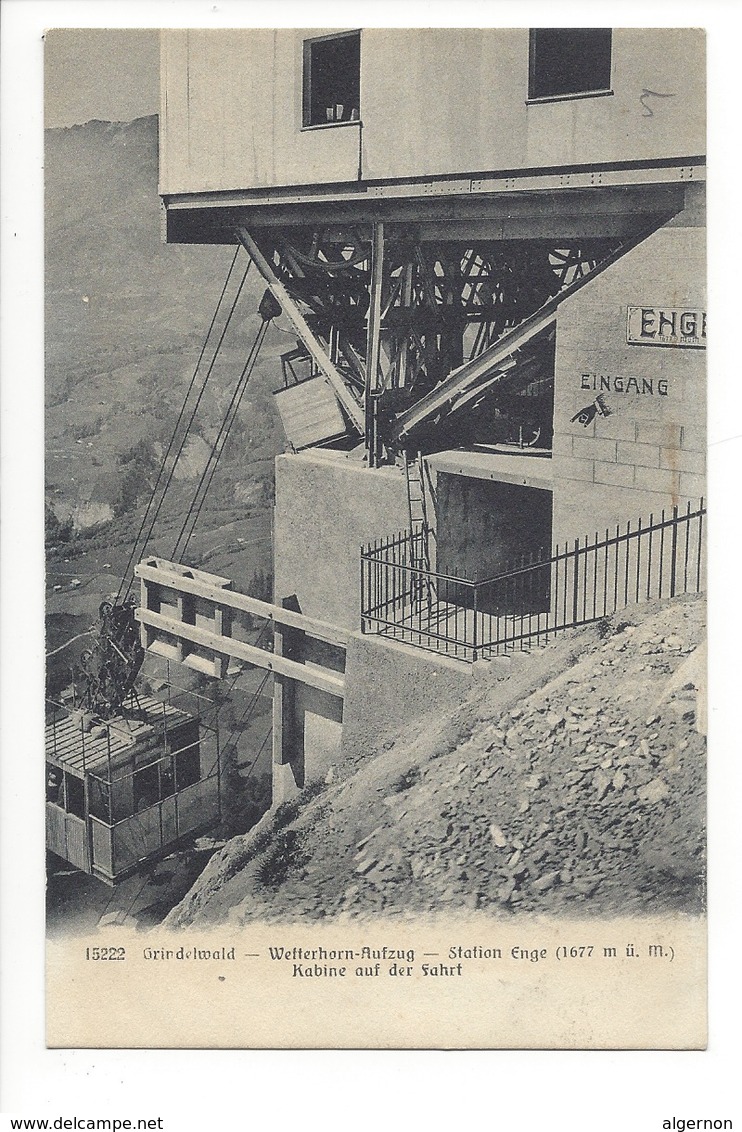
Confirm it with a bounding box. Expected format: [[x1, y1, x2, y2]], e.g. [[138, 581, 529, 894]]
[[271, 596, 304, 805], [365, 221, 385, 467]]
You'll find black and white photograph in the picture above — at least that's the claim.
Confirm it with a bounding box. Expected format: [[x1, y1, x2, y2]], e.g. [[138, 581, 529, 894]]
[[37, 23, 713, 1049]]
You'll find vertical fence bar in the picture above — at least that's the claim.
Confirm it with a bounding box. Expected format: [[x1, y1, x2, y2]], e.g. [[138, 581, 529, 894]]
[[602, 529, 609, 616], [553, 543, 560, 639], [658, 510, 665, 599], [683, 502, 691, 592], [646, 516, 654, 601], [635, 515, 642, 604], [572, 539, 580, 626], [696, 504, 704, 591], [670, 505, 679, 597]]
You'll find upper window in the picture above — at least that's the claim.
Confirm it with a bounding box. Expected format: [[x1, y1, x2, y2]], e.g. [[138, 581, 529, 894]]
[[529, 29, 612, 101], [303, 31, 361, 127]]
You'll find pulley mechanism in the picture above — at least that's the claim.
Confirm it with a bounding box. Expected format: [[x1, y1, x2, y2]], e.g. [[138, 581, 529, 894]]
[[75, 596, 144, 719]]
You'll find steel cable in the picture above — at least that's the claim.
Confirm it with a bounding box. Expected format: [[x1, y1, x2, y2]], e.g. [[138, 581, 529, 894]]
[[120, 254, 251, 601], [172, 315, 269, 562]]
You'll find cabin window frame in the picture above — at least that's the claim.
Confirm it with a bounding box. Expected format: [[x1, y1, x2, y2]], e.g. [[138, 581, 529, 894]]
[[302, 30, 362, 130], [527, 28, 614, 104], [65, 772, 86, 820]]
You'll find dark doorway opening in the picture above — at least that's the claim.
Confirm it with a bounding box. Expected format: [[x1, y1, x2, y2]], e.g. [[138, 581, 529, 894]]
[[436, 475, 553, 615]]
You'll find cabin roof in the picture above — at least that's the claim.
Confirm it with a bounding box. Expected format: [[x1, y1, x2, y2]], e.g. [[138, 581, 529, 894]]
[[45, 696, 192, 778]]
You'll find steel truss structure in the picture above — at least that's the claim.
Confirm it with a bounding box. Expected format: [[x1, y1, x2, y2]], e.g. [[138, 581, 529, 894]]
[[238, 222, 627, 464]]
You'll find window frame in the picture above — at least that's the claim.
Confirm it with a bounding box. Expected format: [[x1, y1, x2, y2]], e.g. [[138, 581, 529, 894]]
[[302, 29, 362, 131], [527, 28, 614, 105]]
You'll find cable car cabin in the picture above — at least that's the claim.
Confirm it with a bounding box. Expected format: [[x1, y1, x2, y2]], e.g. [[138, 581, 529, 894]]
[[45, 695, 219, 885]]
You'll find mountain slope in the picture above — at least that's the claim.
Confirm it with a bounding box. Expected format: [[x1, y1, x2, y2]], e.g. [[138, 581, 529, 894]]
[[45, 114, 287, 530], [167, 595, 706, 926], [45, 115, 288, 687]]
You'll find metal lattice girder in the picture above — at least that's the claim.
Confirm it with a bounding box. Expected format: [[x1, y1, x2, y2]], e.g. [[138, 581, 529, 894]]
[[390, 223, 658, 444]]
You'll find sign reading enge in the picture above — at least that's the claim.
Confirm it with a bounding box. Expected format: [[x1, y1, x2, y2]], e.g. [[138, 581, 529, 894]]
[[627, 306, 706, 348]]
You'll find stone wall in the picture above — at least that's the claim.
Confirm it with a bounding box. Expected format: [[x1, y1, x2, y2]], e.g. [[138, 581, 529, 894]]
[[551, 189, 706, 546]]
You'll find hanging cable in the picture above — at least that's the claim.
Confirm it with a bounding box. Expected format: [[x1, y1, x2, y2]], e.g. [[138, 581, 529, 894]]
[[171, 289, 280, 563], [123, 257, 251, 597], [116, 248, 242, 602], [221, 670, 272, 762], [120, 256, 252, 601], [173, 320, 269, 562]]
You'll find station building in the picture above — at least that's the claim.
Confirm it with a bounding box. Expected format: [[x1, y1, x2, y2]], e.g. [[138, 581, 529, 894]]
[[141, 28, 706, 801]]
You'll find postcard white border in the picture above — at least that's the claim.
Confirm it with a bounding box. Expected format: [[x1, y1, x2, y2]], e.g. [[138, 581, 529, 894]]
[[2, 0, 741, 1126]]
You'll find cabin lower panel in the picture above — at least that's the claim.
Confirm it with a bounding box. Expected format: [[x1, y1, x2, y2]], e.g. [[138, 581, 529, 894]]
[[47, 803, 91, 875]]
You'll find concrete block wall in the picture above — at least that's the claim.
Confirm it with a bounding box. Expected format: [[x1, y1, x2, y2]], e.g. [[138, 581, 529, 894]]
[[551, 193, 706, 546]]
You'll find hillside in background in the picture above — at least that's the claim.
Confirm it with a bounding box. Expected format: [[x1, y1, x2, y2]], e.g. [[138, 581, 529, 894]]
[[45, 115, 292, 682]]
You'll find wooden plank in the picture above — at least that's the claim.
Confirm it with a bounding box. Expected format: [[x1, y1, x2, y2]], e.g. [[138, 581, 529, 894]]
[[136, 560, 350, 647], [273, 376, 348, 450], [391, 223, 659, 442], [45, 697, 192, 775], [137, 608, 346, 698], [234, 226, 364, 430]]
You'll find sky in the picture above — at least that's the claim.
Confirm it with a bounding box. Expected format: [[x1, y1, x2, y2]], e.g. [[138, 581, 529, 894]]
[[44, 27, 159, 127]]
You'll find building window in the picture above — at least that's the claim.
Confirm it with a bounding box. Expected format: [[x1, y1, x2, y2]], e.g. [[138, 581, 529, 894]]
[[529, 29, 612, 101], [303, 31, 361, 127]]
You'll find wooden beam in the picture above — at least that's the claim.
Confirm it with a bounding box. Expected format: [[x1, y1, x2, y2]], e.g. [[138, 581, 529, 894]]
[[234, 226, 364, 430], [391, 310, 557, 441], [136, 608, 346, 698], [135, 559, 350, 648], [391, 223, 658, 443]]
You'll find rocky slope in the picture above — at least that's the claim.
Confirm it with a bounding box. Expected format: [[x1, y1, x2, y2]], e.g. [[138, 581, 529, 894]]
[[166, 595, 706, 927]]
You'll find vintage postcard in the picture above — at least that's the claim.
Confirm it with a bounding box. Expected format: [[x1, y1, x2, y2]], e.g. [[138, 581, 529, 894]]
[[43, 25, 707, 1049]]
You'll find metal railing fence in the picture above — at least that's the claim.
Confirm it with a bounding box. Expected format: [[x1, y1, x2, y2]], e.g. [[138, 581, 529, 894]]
[[361, 500, 705, 661]]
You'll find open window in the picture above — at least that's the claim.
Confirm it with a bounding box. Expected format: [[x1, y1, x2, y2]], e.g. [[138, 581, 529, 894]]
[[303, 31, 361, 127], [65, 773, 85, 819], [529, 29, 612, 101]]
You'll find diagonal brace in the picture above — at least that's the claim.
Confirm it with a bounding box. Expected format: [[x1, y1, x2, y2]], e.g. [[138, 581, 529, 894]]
[[235, 226, 364, 431]]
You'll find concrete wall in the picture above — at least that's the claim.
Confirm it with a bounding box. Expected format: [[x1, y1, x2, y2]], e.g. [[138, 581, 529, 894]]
[[160, 28, 704, 196], [341, 632, 472, 764], [273, 451, 409, 631], [551, 190, 706, 546]]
